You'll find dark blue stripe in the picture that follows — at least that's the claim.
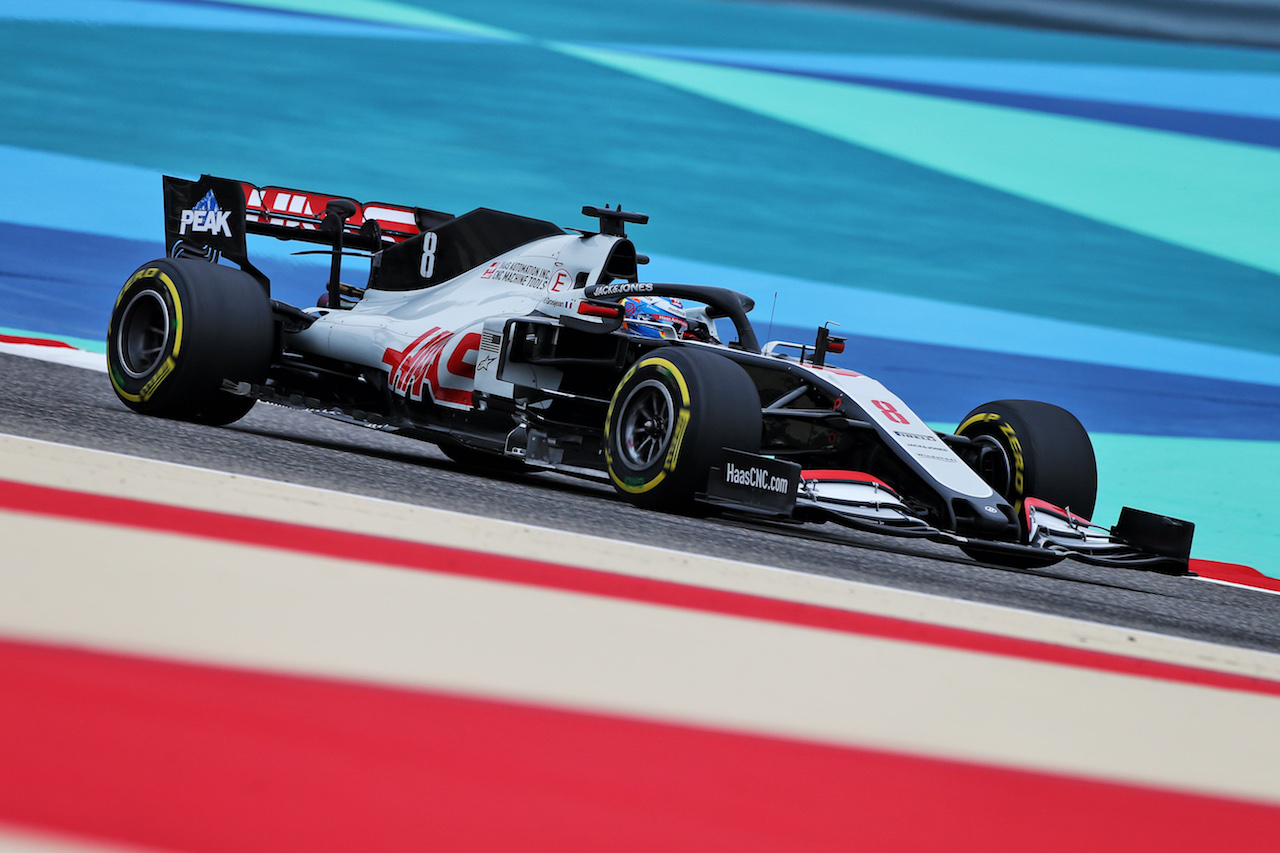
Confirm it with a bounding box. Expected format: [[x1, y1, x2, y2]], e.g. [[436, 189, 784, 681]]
[[3, 220, 1277, 440]]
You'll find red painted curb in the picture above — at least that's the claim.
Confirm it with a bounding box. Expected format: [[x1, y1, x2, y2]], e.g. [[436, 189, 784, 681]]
[[0, 334, 75, 348], [2, 636, 1278, 853], [1191, 559, 1280, 592]]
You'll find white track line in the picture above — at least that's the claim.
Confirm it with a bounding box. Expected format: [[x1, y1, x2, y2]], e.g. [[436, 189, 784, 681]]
[[1197, 575, 1280, 596], [0, 342, 105, 372]]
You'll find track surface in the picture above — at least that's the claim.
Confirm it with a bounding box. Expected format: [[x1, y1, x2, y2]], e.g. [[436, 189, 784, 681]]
[[8, 351, 1278, 654]]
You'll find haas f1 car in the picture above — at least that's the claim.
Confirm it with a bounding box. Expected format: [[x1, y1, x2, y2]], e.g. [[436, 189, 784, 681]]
[[107, 175, 1194, 572]]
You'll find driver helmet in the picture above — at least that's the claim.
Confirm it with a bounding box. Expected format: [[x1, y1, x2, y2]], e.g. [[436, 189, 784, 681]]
[[622, 295, 689, 340]]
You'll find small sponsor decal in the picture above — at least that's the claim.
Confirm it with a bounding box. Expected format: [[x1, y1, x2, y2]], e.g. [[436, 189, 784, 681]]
[[480, 261, 552, 289], [663, 410, 691, 472], [1000, 422, 1026, 493], [892, 430, 941, 442], [592, 282, 653, 297], [704, 449, 800, 515], [178, 190, 232, 237], [890, 427, 957, 462], [138, 356, 175, 401], [724, 461, 792, 495]]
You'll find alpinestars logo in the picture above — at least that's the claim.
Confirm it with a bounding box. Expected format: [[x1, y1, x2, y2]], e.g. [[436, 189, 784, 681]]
[[179, 190, 232, 237]]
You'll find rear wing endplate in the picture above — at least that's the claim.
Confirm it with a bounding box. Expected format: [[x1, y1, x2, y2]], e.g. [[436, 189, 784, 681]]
[[162, 174, 453, 289]]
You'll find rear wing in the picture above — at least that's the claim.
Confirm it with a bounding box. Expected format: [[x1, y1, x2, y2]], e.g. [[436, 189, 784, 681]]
[[162, 174, 453, 291]]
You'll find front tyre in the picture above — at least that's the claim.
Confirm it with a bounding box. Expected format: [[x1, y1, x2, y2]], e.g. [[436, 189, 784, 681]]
[[956, 399, 1098, 522], [107, 258, 274, 425], [605, 347, 761, 510]]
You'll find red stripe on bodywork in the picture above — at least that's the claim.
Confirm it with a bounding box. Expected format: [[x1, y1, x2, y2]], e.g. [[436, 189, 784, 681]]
[[0, 334, 75, 348], [2, 478, 1278, 697], [801, 469, 894, 488], [1, 636, 1278, 853]]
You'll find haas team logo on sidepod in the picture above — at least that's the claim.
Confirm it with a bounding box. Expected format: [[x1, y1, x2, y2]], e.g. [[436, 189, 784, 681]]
[[382, 328, 482, 407]]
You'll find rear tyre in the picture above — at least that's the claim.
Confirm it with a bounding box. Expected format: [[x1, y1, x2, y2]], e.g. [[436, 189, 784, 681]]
[[605, 347, 761, 511], [957, 397, 1097, 524], [107, 258, 274, 426]]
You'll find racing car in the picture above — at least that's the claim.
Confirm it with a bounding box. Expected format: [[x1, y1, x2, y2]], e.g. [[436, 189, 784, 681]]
[[106, 175, 1195, 573]]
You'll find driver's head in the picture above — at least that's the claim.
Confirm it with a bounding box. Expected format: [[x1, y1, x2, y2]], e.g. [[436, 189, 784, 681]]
[[622, 295, 689, 340]]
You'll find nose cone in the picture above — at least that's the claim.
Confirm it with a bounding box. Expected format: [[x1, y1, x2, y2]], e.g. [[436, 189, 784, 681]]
[[953, 495, 1020, 540]]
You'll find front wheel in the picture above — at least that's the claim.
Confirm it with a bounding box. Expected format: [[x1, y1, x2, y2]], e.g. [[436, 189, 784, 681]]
[[605, 347, 762, 511], [956, 399, 1098, 522], [955, 400, 1096, 568], [107, 258, 274, 425]]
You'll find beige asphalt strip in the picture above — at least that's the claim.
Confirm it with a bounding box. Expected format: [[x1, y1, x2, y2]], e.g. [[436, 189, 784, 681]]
[[4, 432, 1280, 682], [0, 823, 159, 853], [5, 507, 1280, 804], [4, 436, 1280, 803]]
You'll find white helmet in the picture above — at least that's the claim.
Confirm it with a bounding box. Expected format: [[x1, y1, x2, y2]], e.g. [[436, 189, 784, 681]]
[[622, 295, 689, 340]]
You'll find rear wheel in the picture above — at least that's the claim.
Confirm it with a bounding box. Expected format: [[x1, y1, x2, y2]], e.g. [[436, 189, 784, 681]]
[[605, 347, 761, 510], [107, 258, 274, 425]]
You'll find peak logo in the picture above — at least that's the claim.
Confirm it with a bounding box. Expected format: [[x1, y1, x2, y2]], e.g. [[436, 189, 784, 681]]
[[179, 190, 232, 237]]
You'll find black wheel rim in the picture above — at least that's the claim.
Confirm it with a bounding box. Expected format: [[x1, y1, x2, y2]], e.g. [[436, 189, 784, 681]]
[[617, 379, 676, 470], [117, 289, 171, 379]]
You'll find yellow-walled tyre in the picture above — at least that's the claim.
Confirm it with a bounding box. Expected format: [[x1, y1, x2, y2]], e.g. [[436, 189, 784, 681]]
[[956, 399, 1097, 522], [605, 347, 761, 510], [107, 258, 273, 426]]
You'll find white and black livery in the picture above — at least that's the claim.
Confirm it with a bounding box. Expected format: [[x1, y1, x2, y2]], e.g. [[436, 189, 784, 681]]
[[108, 174, 1195, 573]]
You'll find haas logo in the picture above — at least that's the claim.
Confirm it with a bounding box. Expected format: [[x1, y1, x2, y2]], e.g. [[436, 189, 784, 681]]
[[382, 328, 482, 408]]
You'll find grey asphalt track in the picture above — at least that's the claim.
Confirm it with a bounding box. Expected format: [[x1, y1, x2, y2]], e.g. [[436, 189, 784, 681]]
[[5, 351, 1279, 654]]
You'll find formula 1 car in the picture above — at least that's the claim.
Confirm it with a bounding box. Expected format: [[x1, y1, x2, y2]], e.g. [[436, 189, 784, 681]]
[[107, 175, 1195, 573]]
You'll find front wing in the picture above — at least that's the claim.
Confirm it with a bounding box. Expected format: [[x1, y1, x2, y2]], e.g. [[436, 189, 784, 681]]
[[698, 455, 1195, 575]]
